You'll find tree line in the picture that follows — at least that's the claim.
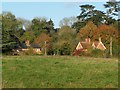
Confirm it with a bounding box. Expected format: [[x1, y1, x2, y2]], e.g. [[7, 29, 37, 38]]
[[1, 1, 120, 56]]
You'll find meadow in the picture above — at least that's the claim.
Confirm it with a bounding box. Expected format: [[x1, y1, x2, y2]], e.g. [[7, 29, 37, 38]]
[[2, 56, 118, 88]]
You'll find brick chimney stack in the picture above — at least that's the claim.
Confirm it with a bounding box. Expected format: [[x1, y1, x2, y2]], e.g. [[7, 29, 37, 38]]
[[85, 38, 90, 43], [25, 40, 30, 46]]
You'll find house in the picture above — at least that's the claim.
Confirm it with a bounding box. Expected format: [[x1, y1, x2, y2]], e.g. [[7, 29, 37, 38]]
[[10, 34, 41, 55], [21, 40, 41, 54], [92, 38, 106, 51], [11, 40, 41, 55], [73, 38, 106, 55], [76, 38, 90, 51]]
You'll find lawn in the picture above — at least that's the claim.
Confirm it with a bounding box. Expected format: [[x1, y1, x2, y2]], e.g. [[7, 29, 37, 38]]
[[2, 56, 118, 88]]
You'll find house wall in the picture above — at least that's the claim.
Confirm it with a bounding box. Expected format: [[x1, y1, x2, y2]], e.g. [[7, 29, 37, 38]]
[[22, 49, 29, 51], [22, 48, 41, 54], [97, 42, 106, 51], [33, 48, 41, 54]]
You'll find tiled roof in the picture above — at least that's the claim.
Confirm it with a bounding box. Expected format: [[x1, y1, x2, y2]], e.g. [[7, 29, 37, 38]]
[[81, 42, 90, 49], [31, 44, 41, 48], [93, 41, 99, 47], [76, 38, 106, 51]]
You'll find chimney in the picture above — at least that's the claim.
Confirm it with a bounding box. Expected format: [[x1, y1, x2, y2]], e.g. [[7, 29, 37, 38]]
[[25, 40, 30, 46], [85, 38, 90, 43]]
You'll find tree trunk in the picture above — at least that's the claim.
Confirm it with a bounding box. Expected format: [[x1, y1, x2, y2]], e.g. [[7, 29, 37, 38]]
[[110, 37, 112, 56], [45, 41, 47, 56], [57, 49, 59, 55]]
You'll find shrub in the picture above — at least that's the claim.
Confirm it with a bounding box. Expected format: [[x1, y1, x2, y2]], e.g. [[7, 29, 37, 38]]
[[72, 49, 84, 56], [22, 47, 34, 55], [112, 43, 119, 57], [60, 43, 71, 55], [103, 50, 110, 58], [82, 46, 93, 57], [91, 49, 104, 58]]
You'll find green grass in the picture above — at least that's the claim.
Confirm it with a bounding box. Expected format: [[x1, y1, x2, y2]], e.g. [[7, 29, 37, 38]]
[[2, 56, 118, 88]]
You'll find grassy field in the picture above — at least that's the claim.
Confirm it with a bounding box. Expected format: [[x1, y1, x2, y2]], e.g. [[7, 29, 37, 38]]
[[2, 56, 118, 88]]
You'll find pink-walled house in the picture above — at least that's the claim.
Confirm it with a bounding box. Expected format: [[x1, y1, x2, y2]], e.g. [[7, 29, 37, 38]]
[[76, 38, 106, 51]]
